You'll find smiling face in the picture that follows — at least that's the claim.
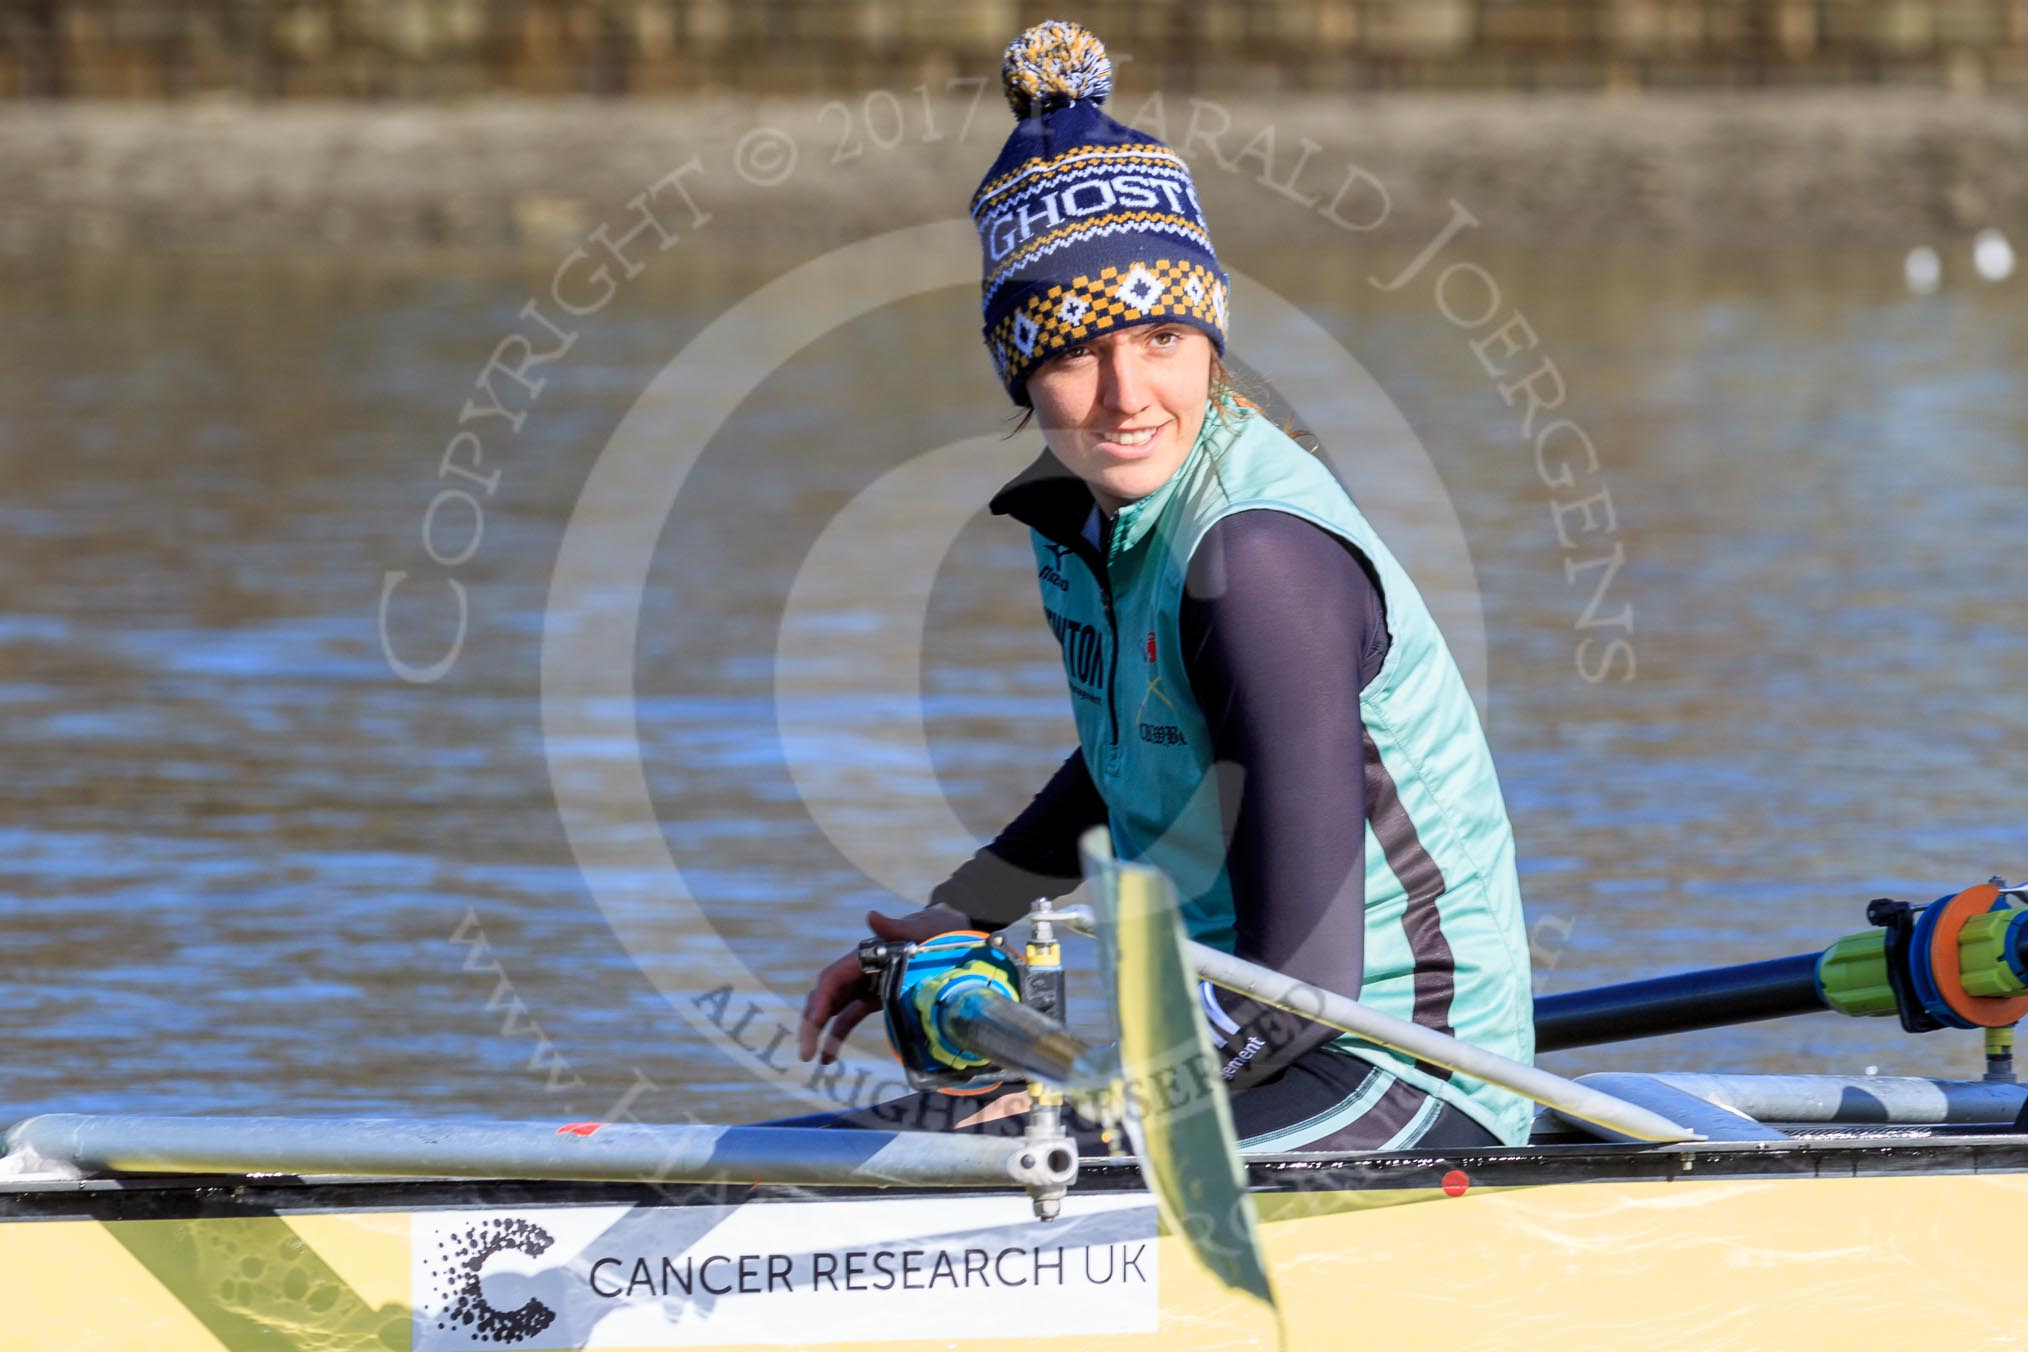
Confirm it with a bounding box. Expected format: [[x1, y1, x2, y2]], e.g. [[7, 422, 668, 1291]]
[[1024, 324, 1214, 515]]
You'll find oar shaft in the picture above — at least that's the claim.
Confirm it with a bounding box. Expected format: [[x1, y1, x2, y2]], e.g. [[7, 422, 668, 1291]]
[[1184, 942, 1698, 1144], [1534, 952, 1826, 1053]]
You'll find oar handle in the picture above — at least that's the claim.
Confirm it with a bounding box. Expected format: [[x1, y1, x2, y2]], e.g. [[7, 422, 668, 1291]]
[[1534, 882, 2028, 1051], [1535, 953, 1825, 1053]]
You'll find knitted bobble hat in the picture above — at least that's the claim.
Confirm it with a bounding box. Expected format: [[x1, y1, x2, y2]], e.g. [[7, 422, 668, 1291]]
[[972, 20, 1229, 404]]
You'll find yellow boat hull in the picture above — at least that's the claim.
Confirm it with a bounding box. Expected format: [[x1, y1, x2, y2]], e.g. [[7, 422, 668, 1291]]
[[7, 1143, 2026, 1350]]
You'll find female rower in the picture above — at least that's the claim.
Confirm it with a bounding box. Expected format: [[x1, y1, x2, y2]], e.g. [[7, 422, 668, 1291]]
[[795, 21, 1534, 1152]]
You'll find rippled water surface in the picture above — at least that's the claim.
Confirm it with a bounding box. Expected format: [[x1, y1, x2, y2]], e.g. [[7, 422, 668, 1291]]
[[2, 243, 2023, 1127]]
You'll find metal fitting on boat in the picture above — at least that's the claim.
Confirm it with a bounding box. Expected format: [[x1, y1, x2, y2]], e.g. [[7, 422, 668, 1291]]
[[1008, 1097, 1080, 1221]]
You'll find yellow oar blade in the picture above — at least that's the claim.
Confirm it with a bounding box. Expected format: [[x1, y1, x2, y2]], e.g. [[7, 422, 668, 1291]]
[[1079, 827, 1282, 1343]]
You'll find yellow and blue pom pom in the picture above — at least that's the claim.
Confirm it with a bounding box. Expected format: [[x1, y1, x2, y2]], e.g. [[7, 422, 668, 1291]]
[[1002, 19, 1112, 120]]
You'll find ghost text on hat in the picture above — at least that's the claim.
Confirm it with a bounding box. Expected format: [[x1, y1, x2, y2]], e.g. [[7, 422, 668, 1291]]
[[983, 174, 1205, 262]]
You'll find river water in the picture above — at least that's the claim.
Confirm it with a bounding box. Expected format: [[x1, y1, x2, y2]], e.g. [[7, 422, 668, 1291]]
[[1, 240, 2023, 1130]]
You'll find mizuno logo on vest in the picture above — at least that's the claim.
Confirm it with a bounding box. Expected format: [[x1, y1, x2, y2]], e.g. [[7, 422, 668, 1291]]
[[1038, 543, 1073, 590], [1044, 606, 1105, 689]]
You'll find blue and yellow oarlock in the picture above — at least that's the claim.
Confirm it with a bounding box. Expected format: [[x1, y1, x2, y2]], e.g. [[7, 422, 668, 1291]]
[[863, 930, 1026, 1093]]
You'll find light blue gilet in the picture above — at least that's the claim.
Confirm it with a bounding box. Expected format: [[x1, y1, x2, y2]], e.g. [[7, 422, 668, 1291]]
[[1010, 401, 1535, 1146]]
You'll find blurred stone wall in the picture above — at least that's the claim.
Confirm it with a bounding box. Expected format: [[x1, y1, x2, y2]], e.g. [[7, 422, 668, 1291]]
[[5, 0, 2028, 98]]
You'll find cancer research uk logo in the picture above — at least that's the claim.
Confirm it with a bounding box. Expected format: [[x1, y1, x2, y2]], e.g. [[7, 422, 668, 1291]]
[[420, 1217, 560, 1345], [412, 1198, 1157, 1350]]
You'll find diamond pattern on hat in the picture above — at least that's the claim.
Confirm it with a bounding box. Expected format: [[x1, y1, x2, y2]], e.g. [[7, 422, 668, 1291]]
[[987, 258, 1228, 394], [1012, 311, 1041, 356], [1118, 265, 1164, 312]]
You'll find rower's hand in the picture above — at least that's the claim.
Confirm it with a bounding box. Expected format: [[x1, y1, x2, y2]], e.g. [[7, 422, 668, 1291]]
[[797, 906, 971, 1064]]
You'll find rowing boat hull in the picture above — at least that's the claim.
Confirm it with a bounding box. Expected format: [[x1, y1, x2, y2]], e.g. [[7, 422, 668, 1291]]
[[7, 1136, 2027, 1350]]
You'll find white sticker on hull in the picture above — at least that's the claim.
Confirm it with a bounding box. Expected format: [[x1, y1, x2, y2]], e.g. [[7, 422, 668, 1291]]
[[412, 1193, 1158, 1349]]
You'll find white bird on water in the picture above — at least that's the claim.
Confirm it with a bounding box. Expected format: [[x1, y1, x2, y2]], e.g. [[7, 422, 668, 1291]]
[[1904, 245, 1941, 294], [1972, 228, 2016, 282]]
